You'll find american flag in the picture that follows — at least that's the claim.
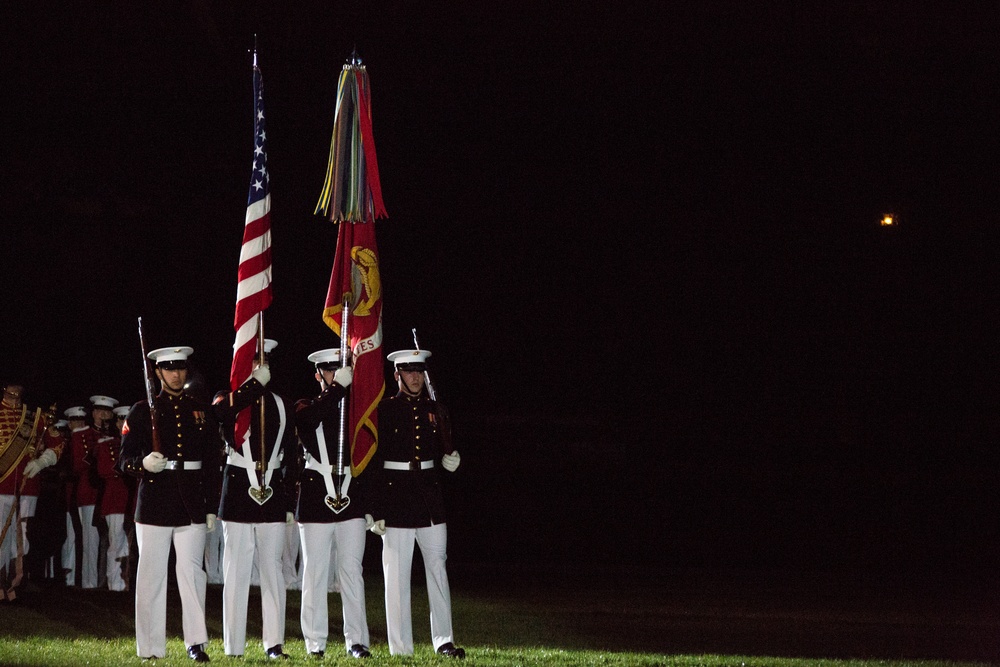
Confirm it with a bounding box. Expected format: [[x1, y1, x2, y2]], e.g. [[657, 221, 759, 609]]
[[230, 56, 273, 448]]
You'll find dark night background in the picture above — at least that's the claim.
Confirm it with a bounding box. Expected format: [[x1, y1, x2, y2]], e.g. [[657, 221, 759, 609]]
[[4, 2, 1000, 575]]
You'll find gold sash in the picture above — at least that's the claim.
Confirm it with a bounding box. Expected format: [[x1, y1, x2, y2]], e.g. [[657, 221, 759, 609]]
[[0, 406, 41, 486]]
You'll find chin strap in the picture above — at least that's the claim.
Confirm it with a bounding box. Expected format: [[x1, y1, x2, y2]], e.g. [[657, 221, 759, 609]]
[[318, 368, 331, 393]]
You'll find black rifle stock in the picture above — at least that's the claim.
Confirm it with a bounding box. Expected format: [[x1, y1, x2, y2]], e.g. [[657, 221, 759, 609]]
[[137, 317, 162, 453]]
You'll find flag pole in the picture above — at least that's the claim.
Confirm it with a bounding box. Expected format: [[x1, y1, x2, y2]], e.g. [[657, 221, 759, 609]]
[[253, 38, 264, 487], [256, 316, 266, 489], [336, 293, 351, 501]]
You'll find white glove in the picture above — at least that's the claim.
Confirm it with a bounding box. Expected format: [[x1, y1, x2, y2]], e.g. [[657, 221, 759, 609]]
[[37, 448, 58, 469], [25, 448, 58, 477], [369, 518, 386, 536], [206, 514, 217, 532], [286, 511, 295, 525], [142, 451, 167, 473], [333, 366, 353, 388], [441, 451, 461, 472], [252, 364, 271, 386], [23, 460, 42, 479]]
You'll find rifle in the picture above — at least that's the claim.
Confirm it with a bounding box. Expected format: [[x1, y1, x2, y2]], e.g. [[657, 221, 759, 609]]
[[137, 317, 162, 453], [411, 328, 454, 454]]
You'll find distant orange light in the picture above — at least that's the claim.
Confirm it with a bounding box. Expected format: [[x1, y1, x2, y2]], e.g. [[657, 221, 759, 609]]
[[881, 214, 895, 227]]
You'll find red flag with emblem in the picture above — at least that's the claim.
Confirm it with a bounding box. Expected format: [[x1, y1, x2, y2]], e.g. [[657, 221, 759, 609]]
[[316, 58, 386, 475]]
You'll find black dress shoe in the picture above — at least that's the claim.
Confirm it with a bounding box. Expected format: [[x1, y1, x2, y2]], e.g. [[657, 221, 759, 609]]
[[348, 644, 371, 658], [266, 644, 290, 660], [436, 642, 466, 659], [309, 650, 325, 659], [187, 644, 210, 662]]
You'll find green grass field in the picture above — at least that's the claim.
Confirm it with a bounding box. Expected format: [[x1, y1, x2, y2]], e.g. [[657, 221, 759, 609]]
[[0, 564, 996, 666]]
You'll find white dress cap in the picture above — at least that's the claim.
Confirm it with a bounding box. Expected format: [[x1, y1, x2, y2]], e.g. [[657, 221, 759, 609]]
[[89, 395, 119, 409], [307, 348, 343, 365], [64, 406, 87, 419], [113, 406, 130, 418], [387, 349, 432, 367], [147, 346, 194, 363]]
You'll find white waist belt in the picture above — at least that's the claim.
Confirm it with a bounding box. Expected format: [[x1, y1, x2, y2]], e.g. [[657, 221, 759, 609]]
[[163, 460, 202, 470], [226, 453, 281, 471], [384, 460, 434, 471], [305, 458, 348, 476]]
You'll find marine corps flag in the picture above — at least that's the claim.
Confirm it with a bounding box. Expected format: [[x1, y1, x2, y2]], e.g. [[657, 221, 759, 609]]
[[317, 57, 386, 476]]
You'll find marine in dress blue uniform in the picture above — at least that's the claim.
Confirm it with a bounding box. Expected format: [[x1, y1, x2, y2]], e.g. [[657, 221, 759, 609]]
[[214, 338, 296, 659], [293, 348, 372, 659], [370, 349, 465, 659], [119, 346, 260, 662]]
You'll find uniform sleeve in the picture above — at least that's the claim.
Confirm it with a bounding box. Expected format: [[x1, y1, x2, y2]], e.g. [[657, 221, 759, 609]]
[[293, 384, 349, 431], [201, 406, 225, 515], [279, 397, 301, 513], [435, 400, 455, 458], [118, 403, 151, 478], [211, 378, 267, 425], [367, 399, 394, 519], [40, 423, 65, 459]]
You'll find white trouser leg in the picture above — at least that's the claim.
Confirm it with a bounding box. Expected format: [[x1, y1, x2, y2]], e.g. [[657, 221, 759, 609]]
[[333, 518, 369, 650], [282, 522, 301, 589], [0, 496, 15, 578], [254, 522, 287, 651], [18, 496, 36, 557], [134, 523, 172, 658], [328, 537, 340, 592], [382, 527, 416, 655], [222, 521, 253, 656], [62, 511, 76, 586], [174, 523, 209, 648], [416, 523, 455, 650], [78, 504, 99, 589], [105, 513, 128, 591], [250, 549, 260, 587], [204, 524, 223, 584], [299, 522, 335, 653]]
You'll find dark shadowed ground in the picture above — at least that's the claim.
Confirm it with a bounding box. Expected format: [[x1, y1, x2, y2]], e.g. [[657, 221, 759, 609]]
[[448, 563, 1000, 663], [9, 561, 999, 664]]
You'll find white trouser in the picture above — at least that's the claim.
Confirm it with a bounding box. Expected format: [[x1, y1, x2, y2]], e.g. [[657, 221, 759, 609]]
[[221, 520, 286, 656], [298, 519, 369, 653], [382, 523, 455, 655], [104, 513, 129, 591], [0, 495, 13, 576], [19, 496, 36, 557], [63, 504, 99, 588], [0, 495, 32, 576], [204, 522, 224, 584], [329, 538, 340, 592], [134, 522, 208, 659], [281, 521, 302, 590]]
